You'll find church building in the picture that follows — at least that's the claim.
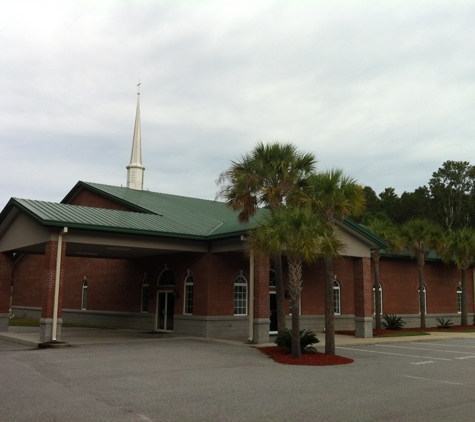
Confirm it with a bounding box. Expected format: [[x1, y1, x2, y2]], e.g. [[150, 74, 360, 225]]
[[0, 91, 472, 344]]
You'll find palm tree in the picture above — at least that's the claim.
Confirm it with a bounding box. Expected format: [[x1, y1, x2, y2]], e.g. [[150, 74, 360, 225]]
[[217, 142, 316, 332], [442, 227, 475, 326], [365, 217, 404, 329], [304, 169, 366, 355], [402, 218, 444, 329], [245, 206, 324, 358]]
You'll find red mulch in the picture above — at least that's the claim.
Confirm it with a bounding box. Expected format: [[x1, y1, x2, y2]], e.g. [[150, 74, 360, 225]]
[[258, 346, 354, 366], [336, 325, 475, 337]]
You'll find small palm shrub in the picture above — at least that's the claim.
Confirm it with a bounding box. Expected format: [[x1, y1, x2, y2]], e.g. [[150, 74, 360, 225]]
[[275, 328, 319, 353], [436, 317, 454, 328], [382, 314, 406, 330]]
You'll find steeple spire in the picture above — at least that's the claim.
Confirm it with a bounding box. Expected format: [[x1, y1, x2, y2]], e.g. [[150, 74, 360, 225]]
[[126, 81, 145, 190]]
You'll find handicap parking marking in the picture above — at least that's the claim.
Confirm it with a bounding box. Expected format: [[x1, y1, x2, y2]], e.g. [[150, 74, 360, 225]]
[[374, 344, 475, 355], [337, 346, 452, 361]]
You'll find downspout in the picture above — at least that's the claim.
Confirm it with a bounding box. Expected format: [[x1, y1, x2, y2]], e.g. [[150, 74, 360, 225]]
[[249, 250, 254, 343], [52, 227, 68, 341]]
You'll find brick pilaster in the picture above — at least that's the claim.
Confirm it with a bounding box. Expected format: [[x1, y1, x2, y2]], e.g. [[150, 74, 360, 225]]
[[354, 257, 372, 317], [354, 257, 373, 338], [41, 241, 66, 319], [253, 257, 270, 319], [0, 252, 13, 313]]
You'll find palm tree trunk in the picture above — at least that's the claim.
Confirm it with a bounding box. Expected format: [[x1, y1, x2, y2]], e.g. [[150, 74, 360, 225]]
[[419, 265, 426, 330], [288, 258, 302, 359], [461, 268, 468, 326], [324, 255, 335, 355], [373, 251, 382, 330], [273, 253, 286, 332]]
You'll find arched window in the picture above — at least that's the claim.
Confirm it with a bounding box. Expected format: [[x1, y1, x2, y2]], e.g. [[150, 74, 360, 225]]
[[141, 276, 150, 313], [418, 286, 427, 314], [269, 269, 276, 287], [158, 268, 175, 286], [333, 280, 341, 315], [373, 283, 383, 315], [457, 286, 462, 314], [81, 279, 88, 310], [234, 275, 247, 315], [184, 275, 194, 315]]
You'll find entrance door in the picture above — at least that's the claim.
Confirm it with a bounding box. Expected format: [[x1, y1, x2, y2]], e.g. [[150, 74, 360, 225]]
[[157, 291, 175, 331], [269, 292, 278, 334]]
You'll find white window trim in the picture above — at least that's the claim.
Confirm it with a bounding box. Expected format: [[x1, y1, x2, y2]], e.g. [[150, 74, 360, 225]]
[[81, 279, 88, 310], [418, 285, 427, 314], [457, 286, 462, 314], [184, 275, 194, 315], [234, 275, 248, 316], [373, 283, 383, 315], [333, 280, 341, 315]]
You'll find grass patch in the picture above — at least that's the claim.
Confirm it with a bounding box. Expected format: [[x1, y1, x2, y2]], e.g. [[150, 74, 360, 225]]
[[9, 318, 39, 327], [375, 331, 430, 337]]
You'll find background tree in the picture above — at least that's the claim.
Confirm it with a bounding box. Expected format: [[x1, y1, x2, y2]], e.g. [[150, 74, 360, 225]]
[[398, 186, 434, 224], [304, 169, 366, 355], [246, 206, 323, 358], [429, 161, 475, 231], [402, 218, 444, 329], [442, 227, 475, 326], [364, 217, 404, 329], [217, 142, 316, 332]]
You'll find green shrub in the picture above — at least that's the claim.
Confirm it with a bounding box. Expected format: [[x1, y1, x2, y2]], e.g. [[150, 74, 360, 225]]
[[436, 317, 454, 328], [274, 328, 319, 353], [382, 314, 406, 330]]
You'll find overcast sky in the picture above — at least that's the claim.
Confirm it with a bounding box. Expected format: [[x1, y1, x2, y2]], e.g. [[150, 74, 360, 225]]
[[1, 0, 475, 208]]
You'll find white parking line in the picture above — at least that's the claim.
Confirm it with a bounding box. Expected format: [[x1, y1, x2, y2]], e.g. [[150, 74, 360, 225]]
[[429, 343, 475, 349], [405, 375, 465, 386], [375, 344, 475, 355], [337, 347, 452, 360]]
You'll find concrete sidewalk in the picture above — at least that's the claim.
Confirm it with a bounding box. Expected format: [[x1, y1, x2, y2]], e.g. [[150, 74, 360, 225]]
[[1, 325, 475, 349]]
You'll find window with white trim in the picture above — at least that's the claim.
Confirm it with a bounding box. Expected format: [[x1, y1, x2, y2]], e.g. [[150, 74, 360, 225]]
[[234, 275, 247, 315], [418, 285, 427, 314], [333, 280, 341, 315], [141, 276, 150, 313], [457, 286, 462, 314], [158, 268, 175, 286], [184, 275, 194, 315], [81, 279, 88, 310], [373, 283, 383, 315]]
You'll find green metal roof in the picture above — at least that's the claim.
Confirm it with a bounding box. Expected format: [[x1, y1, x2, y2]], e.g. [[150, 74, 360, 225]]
[[0, 181, 387, 246], [4, 198, 253, 240]]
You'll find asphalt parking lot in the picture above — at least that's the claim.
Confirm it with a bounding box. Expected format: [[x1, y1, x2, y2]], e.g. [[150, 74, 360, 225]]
[[1, 336, 474, 422]]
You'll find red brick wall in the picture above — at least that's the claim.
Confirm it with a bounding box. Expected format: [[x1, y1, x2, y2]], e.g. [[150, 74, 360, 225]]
[[254, 257, 270, 319], [0, 252, 13, 313], [67, 189, 133, 211], [379, 257, 474, 315]]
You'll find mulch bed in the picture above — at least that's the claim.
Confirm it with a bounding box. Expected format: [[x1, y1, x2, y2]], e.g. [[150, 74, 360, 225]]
[[336, 325, 475, 337], [258, 346, 354, 366]]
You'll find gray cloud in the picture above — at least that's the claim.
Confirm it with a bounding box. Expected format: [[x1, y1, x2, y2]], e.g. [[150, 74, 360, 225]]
[[1, 0, 475, 208]]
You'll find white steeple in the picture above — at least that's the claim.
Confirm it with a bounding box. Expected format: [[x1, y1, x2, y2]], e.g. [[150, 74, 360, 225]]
[[126, 82, 145, 190]]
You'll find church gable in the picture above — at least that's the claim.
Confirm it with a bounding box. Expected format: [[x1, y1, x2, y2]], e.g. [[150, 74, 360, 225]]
[[65, 187, 135, 212]]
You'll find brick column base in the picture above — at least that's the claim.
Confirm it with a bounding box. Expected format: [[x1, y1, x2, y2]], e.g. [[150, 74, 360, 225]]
[[253, 318, 270, 344], [0, 314, 9, 331], [40, 318, 63, 343], [355, 317, 373, 338]]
